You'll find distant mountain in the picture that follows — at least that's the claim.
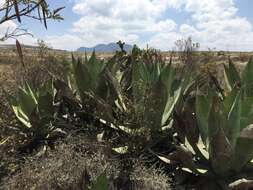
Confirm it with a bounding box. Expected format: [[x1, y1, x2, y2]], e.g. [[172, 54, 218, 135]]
[[77, 42, 133, 53]]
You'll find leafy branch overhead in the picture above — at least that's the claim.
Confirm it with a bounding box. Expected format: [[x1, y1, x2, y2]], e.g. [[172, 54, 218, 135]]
[[0, 0, 64, 40], [0, 0, 64, 26]]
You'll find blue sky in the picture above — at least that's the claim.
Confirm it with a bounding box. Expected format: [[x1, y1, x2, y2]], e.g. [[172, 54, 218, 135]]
[[1, 0, 253, 51]]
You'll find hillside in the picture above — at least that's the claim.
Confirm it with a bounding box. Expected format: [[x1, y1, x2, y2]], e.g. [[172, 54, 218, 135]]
[[77, 42, 133, 52]]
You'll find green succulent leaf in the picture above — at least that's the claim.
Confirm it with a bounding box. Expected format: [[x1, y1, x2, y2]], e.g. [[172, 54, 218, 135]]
[[233, 124, 253, 172], [196, 93, 211, 143], [74, 59, 92, 98], [144, 77, 167, 129], [162, 87, 181, 126], [224, 60, 240, 91], [18, 86, 37, 117], [242, 58, 253, 96], [227, 92, 241, 148], [208, 97, 233, 176]]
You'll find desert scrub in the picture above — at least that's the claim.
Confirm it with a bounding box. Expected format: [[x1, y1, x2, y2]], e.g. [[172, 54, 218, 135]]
[[0, 135, 119, 190], [1, 135, 171, 190], [130, 163, 171, 190], [14, 53, 69, 90]]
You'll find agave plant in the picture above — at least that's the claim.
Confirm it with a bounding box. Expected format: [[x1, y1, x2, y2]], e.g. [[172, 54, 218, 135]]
[[9, 80, 59, 147], [224, 57, 253, 97], [67, 52, 126, 125], [103, 46, 195, 156], [62, 46, 192, 156], [165, 86, 253, 189], [119, 47, 192, 133]]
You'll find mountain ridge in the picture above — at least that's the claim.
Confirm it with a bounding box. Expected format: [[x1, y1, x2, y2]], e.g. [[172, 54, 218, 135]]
[[77, 42, 133, 52]]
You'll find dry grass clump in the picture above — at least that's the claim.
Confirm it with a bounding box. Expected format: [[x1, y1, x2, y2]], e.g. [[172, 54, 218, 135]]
[[14, 54, 69, 89], [0, 66, 18, 139], [1, 135, 171, 190], [1, 136, 119, 190], [130, 163, 171, 190]]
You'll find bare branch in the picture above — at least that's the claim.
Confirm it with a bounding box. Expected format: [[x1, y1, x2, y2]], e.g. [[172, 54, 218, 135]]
[[0, 27, 33, 41], [0, 0, 64, 41]]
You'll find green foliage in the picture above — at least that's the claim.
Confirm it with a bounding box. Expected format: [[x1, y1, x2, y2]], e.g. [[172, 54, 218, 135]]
[[169, 86, 253, 186], [9, 80, 57, 141], [68, 52, 125, 123], [224, 58, 253, 96], [110, 46, 191, 134]]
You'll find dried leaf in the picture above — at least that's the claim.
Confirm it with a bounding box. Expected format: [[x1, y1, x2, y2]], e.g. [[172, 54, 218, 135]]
[[112, 146, 128, 154], [97, 131, 105, 142], [16, 40, 25, 68], [13, 0, 21, 23], [0, 137, 10, 145], [229, 179, 253, 190]]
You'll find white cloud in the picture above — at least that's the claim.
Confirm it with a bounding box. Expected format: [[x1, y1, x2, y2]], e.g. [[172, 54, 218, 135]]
[[45, 34, 84, 50], [73, 0, 168, 20], [49, 0, 177, 50], [164, 0, 253, 51], [43, 0, 253, 51], [148, 32, 182, 50]]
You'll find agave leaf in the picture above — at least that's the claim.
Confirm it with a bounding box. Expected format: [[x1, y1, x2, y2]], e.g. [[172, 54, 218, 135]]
[[196, 94, 211, 143], [242, 58, 253, 84], [208, 97, 233, 176], [95, 68, 112, 101], [74, 59, 92, 98], [12, 104, 31, 128], [87, 51, 105, 87], [183, 106, 199, 145], [95, 68, 126, 111], [18, 87, 37, 117], [83, 92, 115, 123], [149, 61, 161, 83], [233, 124, 253, 172], [181, 69, 193, 94], [227, 92, 241, 148], [160, 63, 175, 96], [24, 83, 38, 104], [175, 145, 203, 175], [229, 179, 253, 190], [112, 146, 128, 154], [71, 53, 78, 69], [196, 137, 209, 160], [209, 126, 233, 176], [131, 62, 149, 114], [223, 87, 237, 116], [8, 94, 31, 128], [144, 77, 168, 129], [38, 92, 54, 117], [162, 87, 181, 126], [155, 153, 173, 164], [120, 66, 132, 94], [240, 97, 253, 130], [223, 60, 240, 91], [242, 58, 253, 96]]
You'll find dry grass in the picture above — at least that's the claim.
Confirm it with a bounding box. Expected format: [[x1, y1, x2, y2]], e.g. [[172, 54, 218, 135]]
[[0, 48, 253, 190], [1, 135, 171, 190]]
